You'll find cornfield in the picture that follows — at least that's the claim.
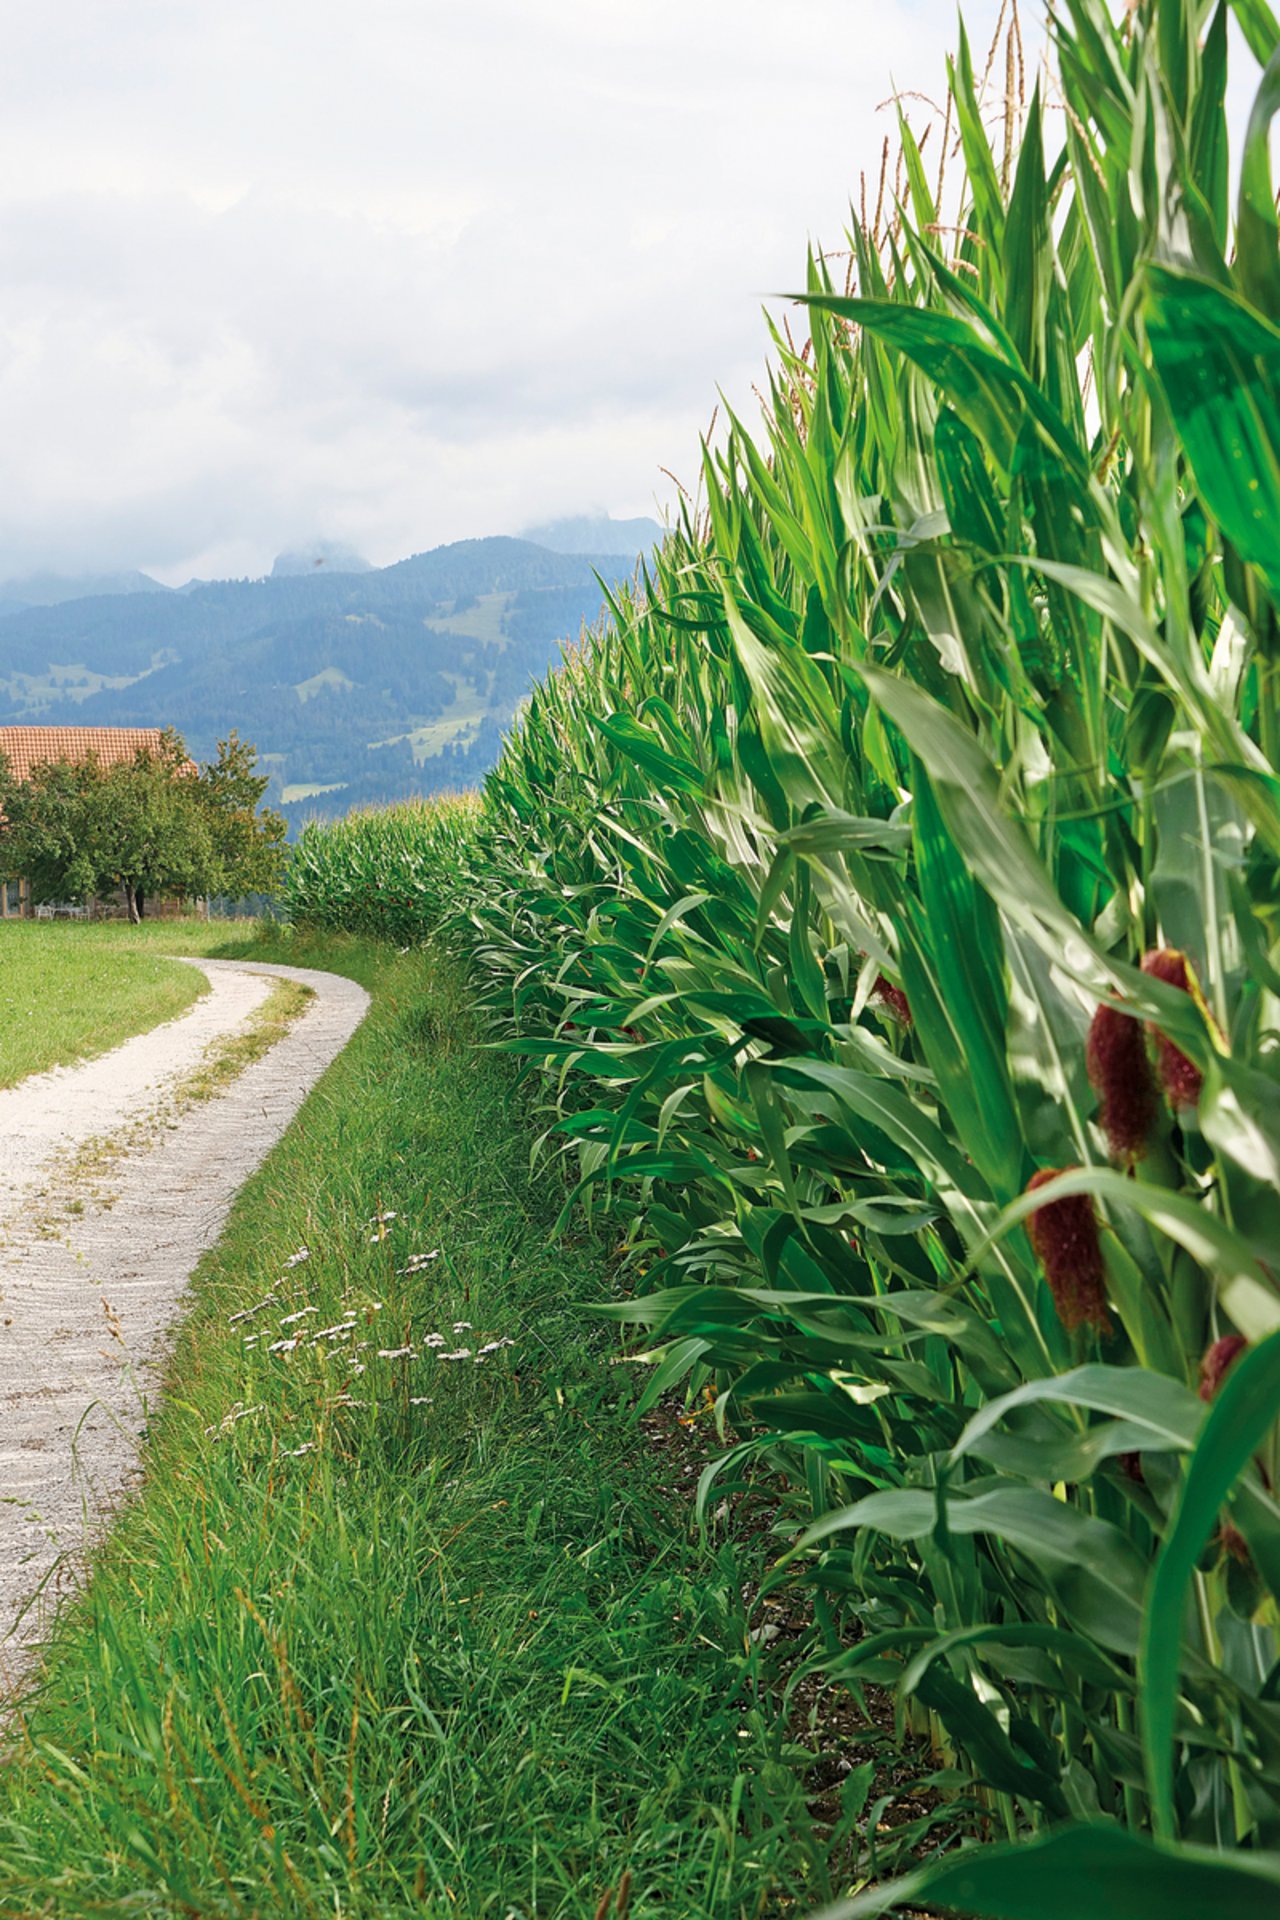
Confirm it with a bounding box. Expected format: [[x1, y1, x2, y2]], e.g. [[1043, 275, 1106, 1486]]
[[284, 793, 482, 944], [288, 2, 1280, 1909]]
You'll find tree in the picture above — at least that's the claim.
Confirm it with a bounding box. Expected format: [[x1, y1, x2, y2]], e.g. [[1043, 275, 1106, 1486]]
[[92, 742, 214, 921], [0, 730, 286, 919], [0, 755, 101, 902], [192, 731, 287, 900]]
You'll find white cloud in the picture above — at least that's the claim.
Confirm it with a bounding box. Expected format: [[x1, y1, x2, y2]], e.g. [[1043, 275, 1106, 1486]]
[[0, 1, 1049, 582]]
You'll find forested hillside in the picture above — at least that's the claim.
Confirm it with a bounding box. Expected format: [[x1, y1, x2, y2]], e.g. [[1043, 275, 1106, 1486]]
[[0, 533, 654, 826]]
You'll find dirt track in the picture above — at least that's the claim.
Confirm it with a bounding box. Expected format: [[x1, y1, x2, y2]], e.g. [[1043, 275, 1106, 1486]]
[[0, 957, 369, 1691]]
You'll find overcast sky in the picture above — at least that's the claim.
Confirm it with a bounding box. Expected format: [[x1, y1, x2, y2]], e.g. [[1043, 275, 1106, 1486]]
[[0, 0, 993, 583], [0, 2, 1258, 587]]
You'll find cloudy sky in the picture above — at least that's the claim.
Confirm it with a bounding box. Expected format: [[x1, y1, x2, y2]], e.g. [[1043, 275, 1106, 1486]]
[[0, 0, 1002, 583], [2, 2, 1260, 588]]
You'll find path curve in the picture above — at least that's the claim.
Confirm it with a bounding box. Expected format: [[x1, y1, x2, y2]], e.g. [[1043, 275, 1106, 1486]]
[[0, 956, 370, 1688]]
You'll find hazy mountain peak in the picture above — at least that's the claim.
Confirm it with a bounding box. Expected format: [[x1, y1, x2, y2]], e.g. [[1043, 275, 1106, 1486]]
[[270, 540, 372, 578], [0, 569, 168, 609], [520, 513, 664, 557]]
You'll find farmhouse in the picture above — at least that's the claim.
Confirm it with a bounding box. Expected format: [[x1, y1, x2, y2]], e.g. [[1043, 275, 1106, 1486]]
[[0, 726, 177, 918]]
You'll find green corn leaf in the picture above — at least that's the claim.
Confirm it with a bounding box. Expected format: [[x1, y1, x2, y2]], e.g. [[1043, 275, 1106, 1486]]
[[1141, 1326, 1280, 1838], [950, 1364, 1203, 1465], [809, 1823, 1280, 1920], [798, 1484, 1149, 1653], [1227, 0, 1280, 66], [1143, 267, 1280, 600], [1238, 41, 1280, 321]]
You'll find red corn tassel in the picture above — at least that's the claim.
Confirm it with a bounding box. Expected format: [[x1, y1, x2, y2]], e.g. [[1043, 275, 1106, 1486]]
[[1025, 1168, 1111, 1336], [1141, 949, 1204, 1106], [872, 975, 912, 1025], [1086, 1002, 1157, 1162], [1199, 1334, 1247, 1403]]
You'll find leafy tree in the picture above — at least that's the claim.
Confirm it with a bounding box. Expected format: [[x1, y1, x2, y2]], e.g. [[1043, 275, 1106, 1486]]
[[91, 739, 214, 921], [0, 755, 101, 902], [192, 731, 286, 900], [0, 729, 285, 918]]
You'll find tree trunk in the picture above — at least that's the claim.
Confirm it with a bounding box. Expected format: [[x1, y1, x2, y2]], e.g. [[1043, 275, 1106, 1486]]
[[136, 890, 146, 920], [125, 883, 139, 924]]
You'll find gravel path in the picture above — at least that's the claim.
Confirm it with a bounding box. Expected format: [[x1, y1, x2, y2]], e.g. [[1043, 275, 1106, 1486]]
[[0, 957, 370, 1691]]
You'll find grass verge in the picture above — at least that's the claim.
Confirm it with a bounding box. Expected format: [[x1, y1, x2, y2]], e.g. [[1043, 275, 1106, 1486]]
[[0, 927, 834, 1918], [0, 923, 210, 1088]]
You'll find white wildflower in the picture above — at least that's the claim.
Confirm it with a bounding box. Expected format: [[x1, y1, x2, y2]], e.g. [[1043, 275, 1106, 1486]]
[[204, 1402, 265, 1437], [284, 1246, 311, 1268], [279, 1306, 317, 1327], [376, 1346, 414, 1361], [230, 1292, 280, 1326]]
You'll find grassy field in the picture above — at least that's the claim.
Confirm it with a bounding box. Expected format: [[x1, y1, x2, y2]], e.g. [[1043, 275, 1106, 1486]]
[[0, 922, 215, 1089], [0, 922, 845, 1918]]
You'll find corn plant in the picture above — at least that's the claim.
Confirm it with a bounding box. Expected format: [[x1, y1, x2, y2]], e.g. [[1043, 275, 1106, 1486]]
[[286, 793, 481, 943], [292, 0, 1280, 1906]]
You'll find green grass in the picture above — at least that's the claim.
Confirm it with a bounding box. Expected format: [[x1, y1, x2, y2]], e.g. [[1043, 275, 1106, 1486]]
[[0, 922, 213, 1089], [0, 924, 838, 1918]]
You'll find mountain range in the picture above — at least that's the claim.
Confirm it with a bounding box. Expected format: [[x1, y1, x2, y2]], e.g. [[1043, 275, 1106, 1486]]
[[0, 517, 663, 831]]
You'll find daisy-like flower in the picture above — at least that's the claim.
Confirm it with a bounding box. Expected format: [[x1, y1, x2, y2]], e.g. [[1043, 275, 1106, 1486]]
[[312, 1320, 358, 1342], [399, 1252, 440, 1275], [1025, 1168, 1111, 1336], [230, 1291, 280, 1326]]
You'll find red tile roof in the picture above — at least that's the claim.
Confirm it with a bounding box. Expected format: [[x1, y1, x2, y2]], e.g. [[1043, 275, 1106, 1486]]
[[0, 727, 169, 782]]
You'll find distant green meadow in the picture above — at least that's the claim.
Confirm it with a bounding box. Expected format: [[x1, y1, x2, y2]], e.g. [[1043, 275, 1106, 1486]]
[[286, 3, 1280, 1911], [0, 921, 208, 1088]]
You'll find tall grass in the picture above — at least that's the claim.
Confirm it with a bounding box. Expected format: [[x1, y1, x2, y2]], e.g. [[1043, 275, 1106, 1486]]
[[288, 2, 1280, 1907], [1, 932, 840, 1917]]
